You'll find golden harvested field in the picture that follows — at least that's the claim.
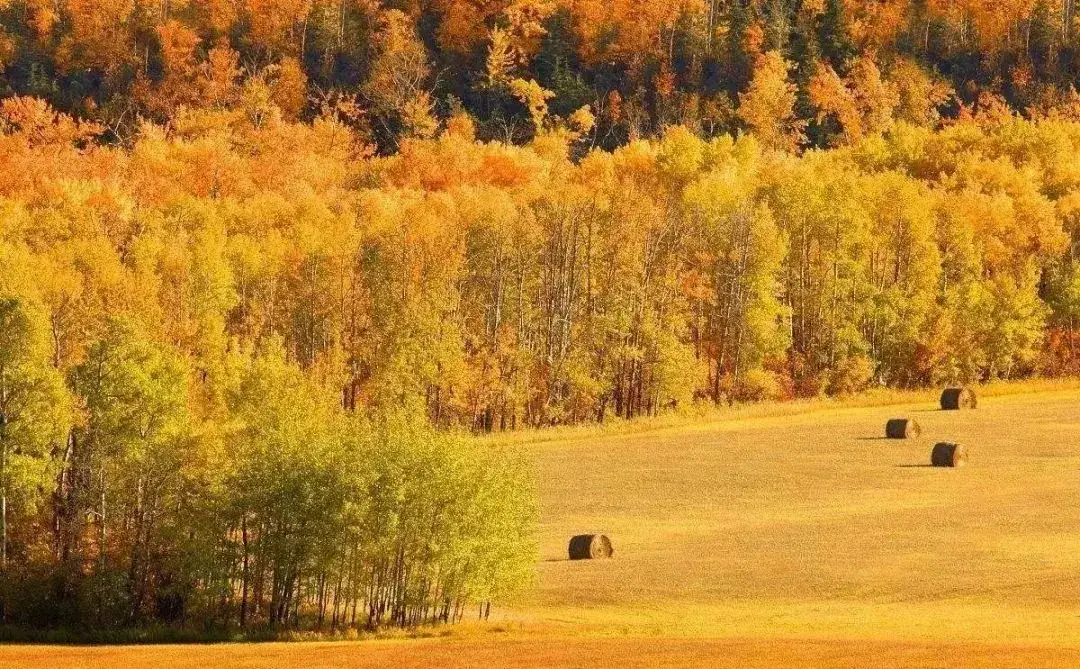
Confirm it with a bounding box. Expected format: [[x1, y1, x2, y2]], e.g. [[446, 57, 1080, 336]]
[[8, 388, 1080, 668]]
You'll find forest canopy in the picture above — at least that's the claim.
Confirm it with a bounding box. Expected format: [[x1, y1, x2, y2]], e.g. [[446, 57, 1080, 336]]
[[3, 1, 1080, 150], [2, 93, 1080, 434]]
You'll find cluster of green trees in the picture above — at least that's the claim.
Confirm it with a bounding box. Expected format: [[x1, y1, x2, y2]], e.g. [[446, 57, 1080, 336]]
[[4, 1, 1080, 151], [0, 249, 533, 631]]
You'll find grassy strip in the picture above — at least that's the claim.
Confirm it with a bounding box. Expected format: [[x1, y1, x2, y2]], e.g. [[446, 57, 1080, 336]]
[[480, 377, 1080, 447]]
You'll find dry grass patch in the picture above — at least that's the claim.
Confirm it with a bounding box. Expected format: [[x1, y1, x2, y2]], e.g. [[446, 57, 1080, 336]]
[[12, 386, 1080, 667]]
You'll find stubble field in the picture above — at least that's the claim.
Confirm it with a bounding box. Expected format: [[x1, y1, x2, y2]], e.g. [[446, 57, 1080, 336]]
[[6, 388, 1080, 667]]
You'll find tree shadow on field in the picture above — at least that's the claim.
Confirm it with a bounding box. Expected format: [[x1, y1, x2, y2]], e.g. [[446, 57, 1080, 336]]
[[894, 464, 935, 468], [856, 437, 890, 441]]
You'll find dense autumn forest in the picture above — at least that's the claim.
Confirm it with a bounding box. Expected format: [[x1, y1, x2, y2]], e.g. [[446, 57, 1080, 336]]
[[5, 1, 1080, 149], [5, 0, 1080, 636]]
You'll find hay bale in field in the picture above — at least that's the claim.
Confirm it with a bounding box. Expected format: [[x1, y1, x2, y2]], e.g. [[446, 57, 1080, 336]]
[[940, 387, 977, 410], [931, 442, 967, 468], [885, 418, 920, 439], [568, 534, 614, 560]]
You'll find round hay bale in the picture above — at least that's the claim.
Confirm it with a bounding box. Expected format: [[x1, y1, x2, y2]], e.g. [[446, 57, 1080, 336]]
[[940, 387, 977, 410], [568, 534, 614, 560], [931, 442, 967, 468], [885, 418, 920, 439]]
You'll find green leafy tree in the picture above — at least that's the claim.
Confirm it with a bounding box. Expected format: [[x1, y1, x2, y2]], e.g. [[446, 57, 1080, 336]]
[[0, 297, 71, 576], [70, 318, 192, 624]]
